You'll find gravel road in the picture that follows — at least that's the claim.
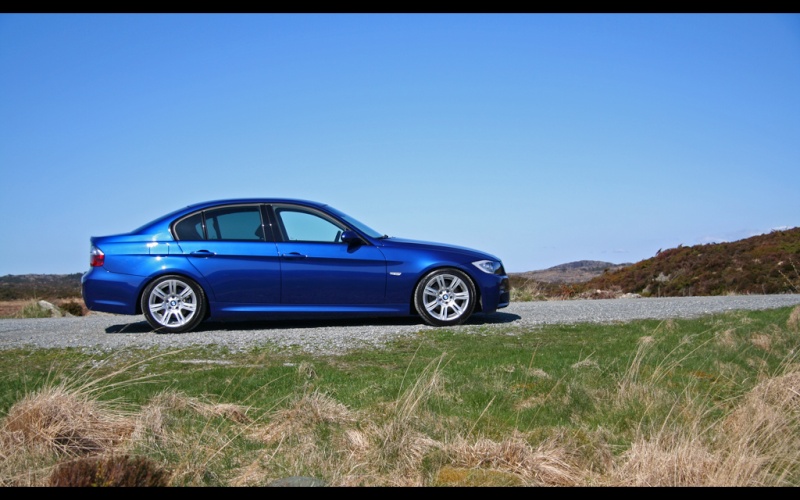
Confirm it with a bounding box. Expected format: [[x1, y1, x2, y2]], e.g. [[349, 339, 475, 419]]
[[1, 294, 799, 355]]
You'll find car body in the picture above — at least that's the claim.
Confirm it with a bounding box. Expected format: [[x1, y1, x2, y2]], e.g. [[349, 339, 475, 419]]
[[81, 198, 510, 333]]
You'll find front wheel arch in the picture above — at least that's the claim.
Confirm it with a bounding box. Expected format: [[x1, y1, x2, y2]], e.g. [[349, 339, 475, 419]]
[[413, 267, 478, 327]]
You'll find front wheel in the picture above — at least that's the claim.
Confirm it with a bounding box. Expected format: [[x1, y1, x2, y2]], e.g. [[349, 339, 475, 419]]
[[414, 268, 476, 327], [141, 275, 206, 333]]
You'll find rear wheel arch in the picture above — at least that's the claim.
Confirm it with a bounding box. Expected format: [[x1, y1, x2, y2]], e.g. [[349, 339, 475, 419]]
[[139, 274, 209, 333], [135, 272, 210, 315]]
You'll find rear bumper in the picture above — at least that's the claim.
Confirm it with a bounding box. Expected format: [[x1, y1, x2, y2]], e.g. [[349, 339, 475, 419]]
[[81, 268, 145, 315]]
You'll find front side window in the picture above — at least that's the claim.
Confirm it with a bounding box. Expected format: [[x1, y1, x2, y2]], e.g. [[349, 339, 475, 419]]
[[274, 206, 344, 243]]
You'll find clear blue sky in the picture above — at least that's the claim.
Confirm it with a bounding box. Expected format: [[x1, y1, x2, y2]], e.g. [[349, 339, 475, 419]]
[[1, 13, 799, 275]]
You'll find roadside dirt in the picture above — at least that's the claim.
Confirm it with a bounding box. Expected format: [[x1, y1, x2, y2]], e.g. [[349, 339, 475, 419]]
[[0, 299, 89, 318], [0, 300, 27, 317]]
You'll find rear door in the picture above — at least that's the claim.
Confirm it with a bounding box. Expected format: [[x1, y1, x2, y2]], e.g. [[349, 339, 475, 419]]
[[174, 204, 281, 304]]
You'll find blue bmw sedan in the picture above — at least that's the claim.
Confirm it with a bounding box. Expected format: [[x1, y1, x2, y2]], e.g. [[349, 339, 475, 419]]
[[82, 199, 510, 333]]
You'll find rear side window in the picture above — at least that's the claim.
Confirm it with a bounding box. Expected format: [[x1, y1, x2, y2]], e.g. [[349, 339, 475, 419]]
[[205, 205, 264, 241], [173, 213, 204, 240], [173, 205, 266, 241]]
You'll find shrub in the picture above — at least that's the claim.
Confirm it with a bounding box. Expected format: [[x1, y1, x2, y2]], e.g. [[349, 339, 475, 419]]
[[59, 300, 85, 317], [48, 455, 170, 487]]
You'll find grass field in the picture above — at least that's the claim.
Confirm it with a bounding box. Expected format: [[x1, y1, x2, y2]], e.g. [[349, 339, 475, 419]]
[[1, 303, 799, 486]]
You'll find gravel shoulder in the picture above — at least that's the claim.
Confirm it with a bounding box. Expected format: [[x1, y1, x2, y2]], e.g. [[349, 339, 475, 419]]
[[1, 294, 799, 355]]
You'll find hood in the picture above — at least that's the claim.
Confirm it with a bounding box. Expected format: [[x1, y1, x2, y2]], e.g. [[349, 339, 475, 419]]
[[379, 236, 500, 261]]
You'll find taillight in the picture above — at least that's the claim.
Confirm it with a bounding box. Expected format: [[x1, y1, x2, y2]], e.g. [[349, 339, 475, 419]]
[[90, 246, 105, 267]]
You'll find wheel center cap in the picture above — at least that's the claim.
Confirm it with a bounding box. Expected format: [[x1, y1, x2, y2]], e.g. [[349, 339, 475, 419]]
[[169, 299, 178, 308]]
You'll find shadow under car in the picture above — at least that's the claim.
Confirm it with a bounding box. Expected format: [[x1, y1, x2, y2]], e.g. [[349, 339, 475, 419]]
[[104, 311, 521, 334]]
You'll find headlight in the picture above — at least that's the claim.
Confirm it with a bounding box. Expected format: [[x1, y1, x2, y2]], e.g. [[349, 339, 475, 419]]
[[472, 260, 505, 275]]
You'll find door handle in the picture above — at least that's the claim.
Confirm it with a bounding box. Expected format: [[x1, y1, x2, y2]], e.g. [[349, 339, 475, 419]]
[[281, 252, 307, 259], [190, 250, 216, 257]]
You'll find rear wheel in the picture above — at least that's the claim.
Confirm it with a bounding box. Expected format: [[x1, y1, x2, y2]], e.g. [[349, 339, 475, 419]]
[[414, 268, 476, 327], [141, 275, 206, 333]]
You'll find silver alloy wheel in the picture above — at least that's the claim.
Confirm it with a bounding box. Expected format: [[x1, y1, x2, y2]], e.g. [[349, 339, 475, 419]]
[[421, 272, 471, 322], [147, 278, 199, 328]]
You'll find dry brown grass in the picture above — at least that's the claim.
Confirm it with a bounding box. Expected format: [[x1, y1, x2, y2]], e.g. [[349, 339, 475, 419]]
[[604, 369, 800, 486], [2, 384, 135, 456], [439, 432, 584, 486], [0, 382, 137, 486]]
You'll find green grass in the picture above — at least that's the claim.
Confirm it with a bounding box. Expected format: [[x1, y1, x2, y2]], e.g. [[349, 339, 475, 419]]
[[1, 304, 800, 486]]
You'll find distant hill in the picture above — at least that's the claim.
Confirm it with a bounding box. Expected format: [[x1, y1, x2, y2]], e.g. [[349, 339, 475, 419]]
[[511, 260, 632, 284], [581, 227, 800, 296], [0, 273, 82, 300]]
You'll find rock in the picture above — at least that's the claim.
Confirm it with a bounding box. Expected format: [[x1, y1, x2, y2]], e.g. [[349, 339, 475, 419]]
[[267, 476, 327, 487], [37, 300, 62, 317]]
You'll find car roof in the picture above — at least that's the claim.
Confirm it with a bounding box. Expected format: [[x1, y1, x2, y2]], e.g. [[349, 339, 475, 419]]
[[184, 198, 328, 210], [131, 198, 331, 234]]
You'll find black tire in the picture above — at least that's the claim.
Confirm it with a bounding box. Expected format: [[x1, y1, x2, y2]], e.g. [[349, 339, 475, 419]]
[[413, 268, 476, 327], [141, 275, 206, 334]]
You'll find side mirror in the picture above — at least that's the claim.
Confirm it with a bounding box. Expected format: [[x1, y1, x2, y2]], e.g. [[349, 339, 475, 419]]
[[340, 230, 361, 244]]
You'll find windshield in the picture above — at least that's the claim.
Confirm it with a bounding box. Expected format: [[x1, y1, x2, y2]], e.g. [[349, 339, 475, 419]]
[[326, 206, 385, 239]]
